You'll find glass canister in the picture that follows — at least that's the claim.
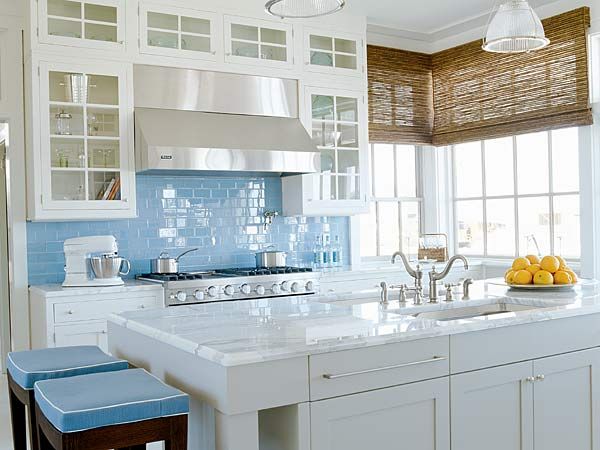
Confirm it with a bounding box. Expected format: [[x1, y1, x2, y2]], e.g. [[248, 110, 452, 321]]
[[55, 109, 72, 135]]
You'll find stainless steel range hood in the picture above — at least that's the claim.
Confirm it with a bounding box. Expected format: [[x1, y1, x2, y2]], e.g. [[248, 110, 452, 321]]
[[134, 65, 320, 175]]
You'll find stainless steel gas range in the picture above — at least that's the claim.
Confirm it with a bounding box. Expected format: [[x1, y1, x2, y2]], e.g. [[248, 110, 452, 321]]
[[138, 267, 320, 306]]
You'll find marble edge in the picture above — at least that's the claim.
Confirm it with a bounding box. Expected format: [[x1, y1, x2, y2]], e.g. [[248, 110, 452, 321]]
[[29, 281, 164, 297]]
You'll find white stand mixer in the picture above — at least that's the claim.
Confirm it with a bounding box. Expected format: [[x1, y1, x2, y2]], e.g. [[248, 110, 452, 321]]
[[63, 236, 127, 287]]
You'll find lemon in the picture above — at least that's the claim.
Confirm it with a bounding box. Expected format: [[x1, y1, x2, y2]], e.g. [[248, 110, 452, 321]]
[[506, 271, 516, 284], [512, 257, 531, 271], [526, 254, 540, 265], [514, 270, 533, 285], [554, 271, 573, 285], [555, 255, 567, 270], [540, 256, 560, 274], [526, 264, 541, 276], [534, 270, 554, 285], [565, 269, 578, 283]]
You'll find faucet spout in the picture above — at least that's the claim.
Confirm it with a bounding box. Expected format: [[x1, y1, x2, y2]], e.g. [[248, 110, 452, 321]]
[[391, 251, 417, 278], [428, 255, 470, 303]]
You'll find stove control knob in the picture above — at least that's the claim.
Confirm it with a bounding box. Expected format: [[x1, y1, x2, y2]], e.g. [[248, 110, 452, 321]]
[[176, 291, 187, 302], [281, 281, 290, 292], [194, 290, 205, 301], [207, 286, 218, 298], [240, 284, 252, 295], [255, 285, 266, 296], [305, 281, 315, 291], [271, 283, 281, 294], [224, 285, 235, 296], [291, 282, 300, 293]]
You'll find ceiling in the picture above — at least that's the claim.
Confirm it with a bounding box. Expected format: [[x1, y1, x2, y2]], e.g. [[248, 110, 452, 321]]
[[346, 0, 558, 34]]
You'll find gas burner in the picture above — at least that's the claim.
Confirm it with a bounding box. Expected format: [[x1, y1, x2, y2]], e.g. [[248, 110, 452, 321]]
[[216, 267, 313, 276], [138, 272, 225, 282]]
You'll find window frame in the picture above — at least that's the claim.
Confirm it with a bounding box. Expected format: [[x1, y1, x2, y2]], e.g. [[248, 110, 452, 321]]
[[451, 129, 581, 261]]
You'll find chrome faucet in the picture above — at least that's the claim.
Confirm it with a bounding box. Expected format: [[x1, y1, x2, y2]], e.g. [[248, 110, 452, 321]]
[[429, 255, 469, 303], [391, 252, 424, 304]]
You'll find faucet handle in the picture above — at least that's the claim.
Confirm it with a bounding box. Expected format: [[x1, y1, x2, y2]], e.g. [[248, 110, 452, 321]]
[[444, 283, 461, 302]]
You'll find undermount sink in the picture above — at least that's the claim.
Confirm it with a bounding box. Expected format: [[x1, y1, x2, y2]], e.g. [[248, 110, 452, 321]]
[[412, 302, 554, 321]]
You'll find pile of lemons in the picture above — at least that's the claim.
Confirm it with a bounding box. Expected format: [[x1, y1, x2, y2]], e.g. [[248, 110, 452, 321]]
[[505, 255, 577, 286]]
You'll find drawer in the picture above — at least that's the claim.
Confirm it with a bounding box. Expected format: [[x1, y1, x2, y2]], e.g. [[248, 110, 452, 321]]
[[54, 322, 108, 352], [309, 336, 449, 400], [54, 296, 159, 323]]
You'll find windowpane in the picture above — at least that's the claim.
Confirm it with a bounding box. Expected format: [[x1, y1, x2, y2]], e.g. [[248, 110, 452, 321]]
[[359, 203, 377, 257], [484, 137, 514, 196], [454, 142, 482, 198], [455, 200, 484, 255], [518, 196, 551, 256], [486, 198, 515, 256], [552, 128, 579, 193], [396, 145, 416, 197], [373, 144, 395, 197], [377, 202, 400, 256], [516, 132, 549, 195], [553, 195, 580, 259], [401, 201, 420, 258]]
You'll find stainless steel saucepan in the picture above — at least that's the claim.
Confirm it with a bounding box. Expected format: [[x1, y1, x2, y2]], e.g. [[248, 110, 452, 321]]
[[151, 248, 199, 274], [255, 246, 287, 268]]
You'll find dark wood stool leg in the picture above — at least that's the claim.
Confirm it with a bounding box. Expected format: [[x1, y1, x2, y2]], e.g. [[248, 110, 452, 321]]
[[118, 446, 146, 450], [8, 383, 27, 450], [165, 415, 187, 450], [28, 390, 40, 450], [37, 427, 54, 450]]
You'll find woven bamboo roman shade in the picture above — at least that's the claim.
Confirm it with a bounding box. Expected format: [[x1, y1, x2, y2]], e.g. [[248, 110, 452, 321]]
[[431, 7, 592, 146], [367, 45, 434, 145]]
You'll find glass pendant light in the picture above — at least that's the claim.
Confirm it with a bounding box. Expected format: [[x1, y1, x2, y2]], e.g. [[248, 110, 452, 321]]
[[483, 0, 550, 53], [265, 0, 345, 19]]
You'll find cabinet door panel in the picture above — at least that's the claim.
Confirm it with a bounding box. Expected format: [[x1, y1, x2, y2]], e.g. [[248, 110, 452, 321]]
[[451, 361, 533, 450], [311, 377, 449, 450], [533, 348, 600, 450], [54, 322, 108, 352]]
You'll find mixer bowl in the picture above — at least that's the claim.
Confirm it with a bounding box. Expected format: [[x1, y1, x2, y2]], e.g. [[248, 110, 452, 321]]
[[90, 254, 130, 279]]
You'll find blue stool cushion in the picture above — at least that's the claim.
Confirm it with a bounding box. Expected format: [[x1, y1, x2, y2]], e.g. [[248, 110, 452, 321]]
[[34, 368, 189, 433], [7, 346, 129, 390]]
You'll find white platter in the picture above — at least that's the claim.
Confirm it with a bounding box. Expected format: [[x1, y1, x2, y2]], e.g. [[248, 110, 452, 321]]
[[490, 279, 577, 291]]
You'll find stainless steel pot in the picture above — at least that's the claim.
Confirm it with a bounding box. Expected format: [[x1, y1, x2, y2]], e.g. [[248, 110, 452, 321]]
[[151, 248, 198, 274], [90, 254, 130, 279], [255, 247, 287, 268]]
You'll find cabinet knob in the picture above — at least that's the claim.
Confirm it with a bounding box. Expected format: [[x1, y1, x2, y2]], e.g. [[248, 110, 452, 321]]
[[139, 304, 145, 309], [101, 330, 107, 334], [67, 310, 74, 315], [211, 50, 217, 55], [535, 374, 545, 381], [524, 376, 535, 382]]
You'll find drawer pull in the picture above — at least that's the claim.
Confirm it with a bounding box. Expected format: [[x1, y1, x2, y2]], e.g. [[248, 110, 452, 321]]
[[67, 310, 74, 315], [322, 356, 447, 380]]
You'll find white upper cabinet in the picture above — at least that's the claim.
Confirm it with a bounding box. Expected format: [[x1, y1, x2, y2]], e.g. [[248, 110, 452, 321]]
[[139, 2, 220, 61], [29, 58, 136, 220], [224, 15, 294, 68], [38, 0, 126, 50], [304, 28, 363, 77]]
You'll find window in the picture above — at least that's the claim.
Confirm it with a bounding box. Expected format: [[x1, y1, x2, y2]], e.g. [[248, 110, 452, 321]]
[[452, 128, 580, 260], [360, 143, 422, 259]]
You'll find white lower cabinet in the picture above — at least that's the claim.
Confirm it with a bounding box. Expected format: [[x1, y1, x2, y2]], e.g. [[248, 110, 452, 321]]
[[310, 377, 450, 450], [451, 347, 600, 450]]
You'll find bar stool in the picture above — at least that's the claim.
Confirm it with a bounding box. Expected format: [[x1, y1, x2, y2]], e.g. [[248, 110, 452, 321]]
[[7, 346, 129, 450], [34, 368, 189, 450]]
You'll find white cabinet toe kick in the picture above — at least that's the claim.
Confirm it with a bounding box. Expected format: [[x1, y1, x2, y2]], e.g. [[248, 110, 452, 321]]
[[108, 312, 600, 450]]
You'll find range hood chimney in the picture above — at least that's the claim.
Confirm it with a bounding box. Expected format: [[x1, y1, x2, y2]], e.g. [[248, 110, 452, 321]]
[[133, 65, 320, 175]]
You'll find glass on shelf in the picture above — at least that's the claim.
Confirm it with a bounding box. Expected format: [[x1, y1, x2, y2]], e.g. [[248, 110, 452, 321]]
[[84, 22, 117, 42], [48, 0, 81, 19], [181, 16, 210, 35], [87, 107, 119, 137], [337, 175, 360, 200], [51, 138, 85, 168], [338, 150, 359, 175], [148, 12, 178, 30], [232, 41, 258, 58], [48, 18, 82, 39], [261, 28, 286, 45], [84, 3, 116, 23], [310, 35, 332, 51], [148, 30, 178, 49], [50, 105, 84, 136], [310, 51, 333, 67], [318, 173, 336, 201], [335, 54, 357, 70], [334, 38, 356, 54], [51, 171, 86, 201], [89, 172, 121, 201], [182, 35, 210, 52], [50, 71, 88, 103], [337, 123, 358, 148], [320, 149, 336, 173], [260, 45, 286, 61], [312, 95, 334, 120], [231, 24, 258, 41], [88, 140, 120, 169], [312, 121, 336, 147], [86, 75, 118, 105], [336, 97, 358, 122]]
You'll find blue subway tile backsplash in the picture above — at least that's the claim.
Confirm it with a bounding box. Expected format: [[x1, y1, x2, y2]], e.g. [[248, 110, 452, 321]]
[[27, 175, 349, 285]]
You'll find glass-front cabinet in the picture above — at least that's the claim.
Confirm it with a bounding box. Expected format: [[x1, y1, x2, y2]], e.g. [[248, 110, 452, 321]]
[[304, 28, 363, 77], [139, 2, 219, 60], [224, 16, 293, 68], [282, 86, 369, 216], [32, 60, 135, 220], [38, 0, 125, 50]]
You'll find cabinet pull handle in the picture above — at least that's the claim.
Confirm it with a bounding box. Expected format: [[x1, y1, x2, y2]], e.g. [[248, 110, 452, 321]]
[[322, 356, 447, 380]]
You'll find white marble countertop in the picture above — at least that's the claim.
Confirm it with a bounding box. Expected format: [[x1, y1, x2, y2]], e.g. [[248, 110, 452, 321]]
[[109, 279, 600, 367], [30, 280, 163, 297]]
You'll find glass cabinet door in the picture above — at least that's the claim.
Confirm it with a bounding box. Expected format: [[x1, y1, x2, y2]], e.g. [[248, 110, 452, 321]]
[[40, 0, 125, 49], [40, 61, 130, 211], [305, 29, 363, 76], [308, 88, 365, 203], [140, 3, 219, 60], [224, 16, 293, 67]]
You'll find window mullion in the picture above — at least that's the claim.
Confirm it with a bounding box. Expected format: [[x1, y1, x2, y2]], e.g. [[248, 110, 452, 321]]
[[513, 135, 520, 256], [481, 141, 488, 257], [548, 130, 556, 255]]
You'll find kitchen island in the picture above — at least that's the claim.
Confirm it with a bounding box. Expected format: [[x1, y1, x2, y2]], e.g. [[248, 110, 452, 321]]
[[108, 280, 600, 450]]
